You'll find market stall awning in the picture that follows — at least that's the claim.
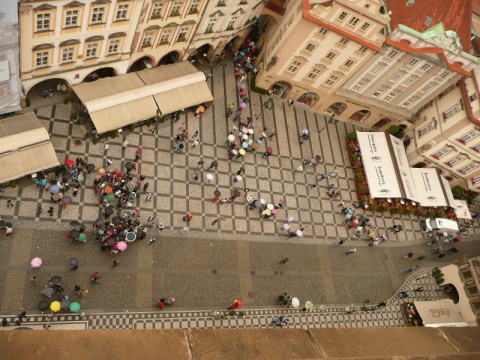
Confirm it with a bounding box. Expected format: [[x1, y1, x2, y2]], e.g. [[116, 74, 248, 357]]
[[0, 113, 59, 183], [414, 299, 468, 327], [453, 199, 472, 219], [441, 176, 456, 207], [72, 61, 213, 135], [389, 135, 419, 202], [410, 168, 448, 207], [357, 132, 402, 198]]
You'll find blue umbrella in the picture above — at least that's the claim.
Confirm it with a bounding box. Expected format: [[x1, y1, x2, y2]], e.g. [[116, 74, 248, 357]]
[[50, 184, 60, 194], [242, 142, 248, 149]]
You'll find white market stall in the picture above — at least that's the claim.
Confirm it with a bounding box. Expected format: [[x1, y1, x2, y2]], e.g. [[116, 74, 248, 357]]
[[410, 168, 448, 207], [414, 299, 468, 327]]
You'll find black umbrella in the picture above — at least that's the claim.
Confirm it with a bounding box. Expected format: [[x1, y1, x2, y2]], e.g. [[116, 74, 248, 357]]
[[214, 190, 221, 196], [125, 162, 133, 170], [70, 230, 79, 239], [69, 258, 79, 270], [86, 164, 95, 174], [62, 172, 72, 182], [211, 160, 218, 167], [0, 220, 5, 227], [197, 160, 205, 166], [61, 299, 71, 310], [94, 218, 104, 227], [78, 224, 86, 231], [112, 216, 122, 225], [38, 301, 49, 311], [50, 276, 62, 285], [104, 207, 113, 218], [233, 189, 241, 197], [69, 220, 80, 227]]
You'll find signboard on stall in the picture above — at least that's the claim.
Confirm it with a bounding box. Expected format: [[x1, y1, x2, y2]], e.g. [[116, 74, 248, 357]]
[[410, 168, 448, 207]]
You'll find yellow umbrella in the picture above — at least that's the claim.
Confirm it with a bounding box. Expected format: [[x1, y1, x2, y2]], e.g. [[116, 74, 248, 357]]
[[50, 301, 61, 312]]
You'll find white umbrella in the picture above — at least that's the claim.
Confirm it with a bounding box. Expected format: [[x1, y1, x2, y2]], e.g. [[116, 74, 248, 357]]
[[286, 216, 294, 223], [31, 257, 43, 268], [291, 297, 300, 308], [296, 230, 303, 237], [266, 204, 274, 210], [260, 198, 266, 205], [206, 174, 214, 182]]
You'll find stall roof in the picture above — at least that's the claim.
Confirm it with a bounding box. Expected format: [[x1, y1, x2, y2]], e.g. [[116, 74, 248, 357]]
[[72, 62, 213, 135], [441, 176, 456, 207], [414, 299, 468, 327], [0, 113, 58, 183], [453, 199, 472, 220], [389, 135, 419, 202], [357, 132, 402, 198], [410, 168, 448, 207]]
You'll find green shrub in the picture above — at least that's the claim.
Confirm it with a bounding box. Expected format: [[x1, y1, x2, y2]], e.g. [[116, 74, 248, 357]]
[[357, 185, 367, 194], [351, 155, 358, 162], [129, 124, 136, 132], [63, 96, 70, 104], [355, 172, 364, 182], [146, 119, 153, 127], [92, 137, 98, 145], [452, 185, 466, 197], [26, 97, 31, 107], [396, 207, 405, 214], [9, 180, 17, 188], [369, 203, 379, 211], [389, 125, 400, 135], [436, 278, 445, 284], [250, 75, 268, 95], [347, 131, 357, 140], [110, 130, 118, 138]]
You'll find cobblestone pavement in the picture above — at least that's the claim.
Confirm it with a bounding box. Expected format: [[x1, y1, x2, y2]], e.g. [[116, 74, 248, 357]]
[[0, 269, 444, 331]]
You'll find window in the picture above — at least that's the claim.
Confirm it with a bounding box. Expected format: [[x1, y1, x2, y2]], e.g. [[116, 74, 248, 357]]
[[306, 68, 321, 80], [369, 65, 383, 75], [206, 18, 217, 32], [160, 29, 172, 44], [65, 10, 78, 27], [458, 130, 478, 144], [438, 70, 450, 79], [360, 22, 370, 31], [177, 27, 189, 41], [372, 88, 385, 98], [402, 78, 414, 86], [287, 61, 301, 73], [304, 43, 315, 52], [408, 58, 420, 66], [317, 27, 328, 37], [171, 1, 183, 15], [348, 16, 360, 26], [226, 16, 238, 30], [386, 49, 400, 59], [402, 98, 415, 107], [85, 43, 98, 58], [459, 163, 478, 174], [324, 52, 337, 61], [151, 3, 164, 18], [61, 47, 74, 62], [358, 45, 368, 54], [338, 37, 349, 45], [35, 51, 49, 67], [324, 75, 338, 87], [421, 84, 432, 93], [142, 32, 154, 47], [337, 12, 348, 21], [115, 4, 129, 21], [217, 0, 226, 5], [419, 63, 432, 71], [443, 105, 459, 120], [352, 82, 365, 92], [91, 7, 105, 24], [431, 148, 450, 159], [383, 93, 396, 102], [445, 155, 464, 167], [425, 16, 432, 26], [108, 39, 120, 54], [390, 73, 403, 82], [467, 286, 479, 295], [418, 122, 433, 137], [36, 13, 51, 31], [461, 271, 473, 279], [189, 0, 200, 14], [343, 60, 354, 68]]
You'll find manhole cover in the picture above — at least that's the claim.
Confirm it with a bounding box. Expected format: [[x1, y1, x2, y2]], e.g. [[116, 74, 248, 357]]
[[248, 291, 254, 299]]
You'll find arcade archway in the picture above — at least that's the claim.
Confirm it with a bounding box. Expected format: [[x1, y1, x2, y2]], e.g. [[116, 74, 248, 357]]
[[326, 102, 347, 115], [349, 110, 371, 122], [272, 81, 291, 99], [83, 67, 117, 82], [158, 51, 181, 65], [25, 77, 70, 100], [128, 56, 155, 73], [297, 92, 319, 107]]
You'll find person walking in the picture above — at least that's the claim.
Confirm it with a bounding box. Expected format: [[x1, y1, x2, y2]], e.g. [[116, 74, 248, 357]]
[[6, 199, 14, 208], [207, 160, 218, 170], [310, 179, 320, 189], [145, 193, 152, 202], [113, 260, 120, 267], [211, 218, 220, 226], [192, 139, 199, 148], [337, 239, 346, 246], [30, 276, 37, 285], [72, 188, 78, 197], [183, 212, 193, 221], [192, 130, 199, 138], [404, 252, 415, 259], [143, 182, 149, 193], [328, 169, 338, 178], [279, 257, 289, 264]]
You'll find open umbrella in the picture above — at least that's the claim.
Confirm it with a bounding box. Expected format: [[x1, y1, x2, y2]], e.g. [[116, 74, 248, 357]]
[[70, 229, 80, 239], [61, 196, 72, 205], [248, 129, 254, 135], [304, 300, 314, 312], [227, 135, 235, 142], [62, 172, 72, 182], [214, 190, 221, 196], [271, 208, 278, 214], [49, 184, 60, 194], [254, 200, 262, 208], [38, 301, 49, 311], [50, 301, 61, 312], [112, 216, 123, 225], [206, 174, 214, 181], [264, 209, 271, 216], [286, 216, 294, 222], [69, 302, 81, 313], [69, 258, 79, 270], [50, 276, 62, 285], [239, 149, 246, 155], [232, 298, 243, 309], [242, 127, 249, 134], [296, 229, 303, 237], [231, 149, 238, 155], [116, 241, 128, 251], [233, 189, 241, 197], [86, 164, 95, 174], [266, 147, 273, 154], [240, 118, 246, 124], [240, 102, 247, 109], [64, 159, 75, 166], [30, 257, 43, 268], [260, 198, 266, 205], [77, 173, 85, 184], [106, 237, 117, 246], [125, 233, 136, 242], [266, 204, 274, 210], [104, 207, 113, 217], [77, 233, 87, 243], [242, 142, 248, 149], [61, 299, 71, 310], [97, 167, 106, 176], [198, 105, 205, 112], [105, 193, 115, 203], [41, 287, 54, 297], [94, 218, 104, 227], [242, 134, 248, 140], [69, 220, 81, 227], [291, 297, 300, 308]]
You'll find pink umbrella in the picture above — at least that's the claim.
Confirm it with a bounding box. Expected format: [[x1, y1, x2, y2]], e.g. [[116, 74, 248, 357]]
[[272, 208, 278, 214], [115, 241, 128, 252], [232, 150, 238, 155], [30, 257, 43, 268], [240, 102, 247, 109], [242, 127, 248, 134]]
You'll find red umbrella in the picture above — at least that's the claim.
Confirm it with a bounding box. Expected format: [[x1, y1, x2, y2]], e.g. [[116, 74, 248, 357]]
[[64, 159, 75, 166], [266, 147, 273, 154], [104, 186, 113, 194], [230, 298, 243, 309]]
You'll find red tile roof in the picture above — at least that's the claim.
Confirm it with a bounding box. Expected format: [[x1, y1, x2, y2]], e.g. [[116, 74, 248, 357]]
[[387, 0, 472, 52]]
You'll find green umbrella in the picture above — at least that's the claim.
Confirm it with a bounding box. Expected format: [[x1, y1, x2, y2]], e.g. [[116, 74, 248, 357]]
[[77, 173, 84, 184], [77, 233, 87, 243], [105, 193, 115, 203], [70, 302, 81, 313]]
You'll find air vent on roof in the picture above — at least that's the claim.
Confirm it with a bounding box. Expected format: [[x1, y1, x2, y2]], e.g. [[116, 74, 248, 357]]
[[425, 16, 432, 26], [406, 0, 415, 5]]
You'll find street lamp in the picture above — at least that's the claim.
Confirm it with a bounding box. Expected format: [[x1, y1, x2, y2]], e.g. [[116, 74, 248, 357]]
[[318, 113, 340, 134], [255, 97, 274, 120]]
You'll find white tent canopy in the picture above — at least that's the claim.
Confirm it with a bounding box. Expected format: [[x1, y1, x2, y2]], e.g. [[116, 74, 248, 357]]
[[357, 132, 402, 198], [453, 199, 472, 219], [410, 168, 448, 207], [441, 176, 456, 207], [389, 135, 419, 202], [414, 299, 468, 327]]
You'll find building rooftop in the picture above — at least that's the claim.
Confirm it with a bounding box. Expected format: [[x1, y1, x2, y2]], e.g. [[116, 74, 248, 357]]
[[387, 0, 472, 52]]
